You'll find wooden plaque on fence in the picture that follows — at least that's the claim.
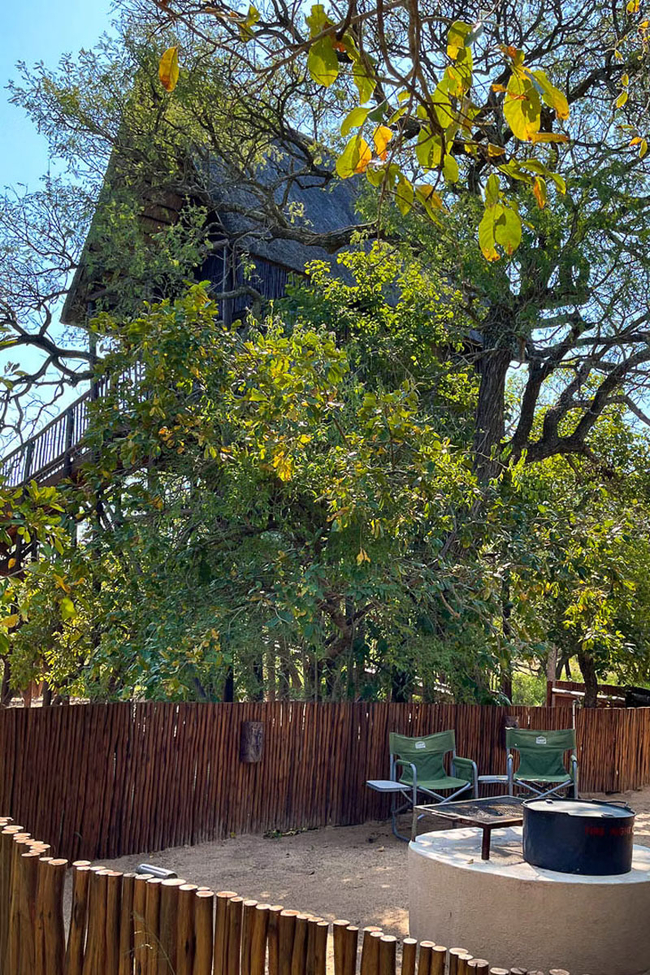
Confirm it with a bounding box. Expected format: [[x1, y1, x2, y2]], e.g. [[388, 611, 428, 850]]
[[240, 721, 264, 763]]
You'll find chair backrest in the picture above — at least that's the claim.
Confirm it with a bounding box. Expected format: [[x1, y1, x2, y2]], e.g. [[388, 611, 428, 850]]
[[506, 727, 576, 779], [389, 731, 456, 784]]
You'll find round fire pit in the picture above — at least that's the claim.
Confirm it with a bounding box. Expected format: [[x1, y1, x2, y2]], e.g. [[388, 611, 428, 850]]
[[409, 826, 650, 975], [523, 798, 635, 875]]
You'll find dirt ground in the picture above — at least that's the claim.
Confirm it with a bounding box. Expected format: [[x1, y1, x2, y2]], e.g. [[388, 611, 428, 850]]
[[104, 787, 650, 940]]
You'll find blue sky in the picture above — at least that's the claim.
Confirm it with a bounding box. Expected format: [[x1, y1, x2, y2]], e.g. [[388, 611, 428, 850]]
[[1, 0, 114, 192], [1, 1, 114, 446]]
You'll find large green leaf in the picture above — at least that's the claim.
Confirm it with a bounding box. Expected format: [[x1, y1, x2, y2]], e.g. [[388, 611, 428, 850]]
[[478, 206, 499, 261], [308, 38, 339, 87], [504, 74, 541, 142], [442, 153, 459, 183], [416, 128, 443, 169], [531, 69, 569, 120], [395, 176, 414, 215], [494, 205, 522, 254], [341, 106, 370, 136], [447, 21, 473, 59], [353, 57, 376, 104]]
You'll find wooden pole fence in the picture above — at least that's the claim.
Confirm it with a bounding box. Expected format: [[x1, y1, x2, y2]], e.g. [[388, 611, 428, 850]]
[[0, 701, 647, 863], [0, 810, 597, 975]]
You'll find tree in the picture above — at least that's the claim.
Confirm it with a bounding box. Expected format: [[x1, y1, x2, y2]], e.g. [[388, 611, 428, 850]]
[[4, 3, 650, 703], [144, 0, 650, 483]]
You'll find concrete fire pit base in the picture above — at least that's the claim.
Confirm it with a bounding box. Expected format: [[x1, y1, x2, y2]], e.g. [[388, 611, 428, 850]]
[[409, 827, 650, 975]]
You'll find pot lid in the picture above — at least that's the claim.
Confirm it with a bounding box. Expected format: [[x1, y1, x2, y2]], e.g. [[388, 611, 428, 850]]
[[525, 799, 633, 818]]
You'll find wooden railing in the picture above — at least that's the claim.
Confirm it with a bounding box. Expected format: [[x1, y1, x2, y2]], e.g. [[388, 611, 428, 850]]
[[0, 364, 145, 489]]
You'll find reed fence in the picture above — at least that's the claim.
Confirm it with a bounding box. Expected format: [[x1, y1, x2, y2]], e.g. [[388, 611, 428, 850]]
[[0, 701, 649, 862], [0, 812, 585, 975]]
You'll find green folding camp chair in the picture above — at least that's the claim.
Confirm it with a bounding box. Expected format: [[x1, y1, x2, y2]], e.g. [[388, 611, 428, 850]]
[[386, 731, 478, 840], [506, 727, 579, 799]]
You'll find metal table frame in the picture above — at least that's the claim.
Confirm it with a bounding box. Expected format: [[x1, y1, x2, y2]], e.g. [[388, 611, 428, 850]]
[[411, 795, 525, 860]]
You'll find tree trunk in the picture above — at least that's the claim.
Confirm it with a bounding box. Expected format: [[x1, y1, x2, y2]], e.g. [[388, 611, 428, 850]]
[[0, 658, 11, 706], [577, 651, 599, 708], [473, 348, 512, 482]]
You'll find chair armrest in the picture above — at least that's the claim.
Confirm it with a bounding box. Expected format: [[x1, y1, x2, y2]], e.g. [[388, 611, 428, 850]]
[[452, 757, 477, 783], [393, 759, 418, 789]]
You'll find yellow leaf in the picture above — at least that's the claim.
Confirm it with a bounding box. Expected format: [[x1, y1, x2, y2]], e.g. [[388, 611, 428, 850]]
[[395, 175, 414, 215], [308, 37, 339, 87], [616, 90, 629, 108], [630, 136, 643, 145], [641, 139, 648, 158], [532, 175, 547, 209], [487, 143, 505, 157], [7, 558, 16, 569], [530, 132, 569, 144], [354, 139, 372, 173], [447, 21, 473, 60], [415, 184, 444, 217], [54, 574, 71, 594], [159, 46, 179, 93], [627, 0, 640, 13], [373, 125, 392, 160], [622, 73, 630, 86], [356, 548, 371, 564], [0, 615, 19, 628], [504, 74, 541, 141], [336, 136, 371, 178]]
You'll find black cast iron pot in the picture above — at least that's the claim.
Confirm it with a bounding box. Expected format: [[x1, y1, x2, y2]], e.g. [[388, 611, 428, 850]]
[[522, 798, 635, 875]]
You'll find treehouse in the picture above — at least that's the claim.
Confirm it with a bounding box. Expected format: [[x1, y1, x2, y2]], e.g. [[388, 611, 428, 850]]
[[0, 147, 359, 491]]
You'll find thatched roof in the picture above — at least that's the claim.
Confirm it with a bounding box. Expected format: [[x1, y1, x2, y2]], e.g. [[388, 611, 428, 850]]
[[61, 146, 359, 324], [205, 152, 359, 274]]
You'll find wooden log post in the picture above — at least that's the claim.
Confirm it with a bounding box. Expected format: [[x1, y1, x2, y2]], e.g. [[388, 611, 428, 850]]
[[35, 858, 67, 975], [360, 929, 383, 975], [250, 903, 270, 975], [132, 874, 153, 975], [82, 868, 109, 975], [118, 873, 137, 975], [226, 896, 244, 975], [308, 919, 328, 975], [0, 824, 22, 970], [105, 870, 123, 975], [175, 883, 198, 975], [379, 935, 397, 975], [143, 877, 162, 975], [240, 722, 264, 763], [241, 899, 259, 975], [17, 850, 40, 975], [468, 963, 490, 975], [267, 904, 284, 975], [343, 926, 359, 975], [458, 954, 474, 975], [278, 909, 299, 975], [333, 920, 351, 975], [214, 891, 237, 975], [291, 914, 310, 975], [193, 890, 215, 975], [158, 877, 186, 974], [402, 939, 418, 975], [431, 946, 446, 975], [7, 832, 32, 974], [67, 864, 91, 975], [449, 949, 470, 975]]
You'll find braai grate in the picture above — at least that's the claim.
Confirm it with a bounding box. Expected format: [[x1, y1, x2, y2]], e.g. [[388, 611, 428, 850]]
[[412, 795, 525, 860]]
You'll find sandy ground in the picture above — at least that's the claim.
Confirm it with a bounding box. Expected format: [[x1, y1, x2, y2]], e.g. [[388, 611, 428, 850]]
[[103, 787, 650, 940]]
